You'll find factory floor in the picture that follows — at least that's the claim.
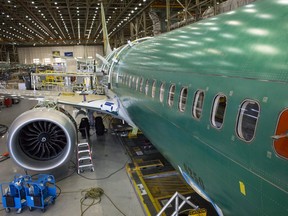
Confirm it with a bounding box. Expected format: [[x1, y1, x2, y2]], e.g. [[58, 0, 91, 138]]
[[0, 99, 145, 216]]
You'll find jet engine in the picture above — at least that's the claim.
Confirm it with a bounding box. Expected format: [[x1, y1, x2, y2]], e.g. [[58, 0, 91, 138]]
[[7, 107, 77, 171]]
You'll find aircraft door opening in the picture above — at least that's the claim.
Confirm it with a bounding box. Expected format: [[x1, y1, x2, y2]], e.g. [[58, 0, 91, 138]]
[[273, 109, 288, 159]]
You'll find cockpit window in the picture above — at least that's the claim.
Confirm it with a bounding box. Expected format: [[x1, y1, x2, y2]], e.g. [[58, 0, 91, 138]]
[[236, 100, 260, 142]]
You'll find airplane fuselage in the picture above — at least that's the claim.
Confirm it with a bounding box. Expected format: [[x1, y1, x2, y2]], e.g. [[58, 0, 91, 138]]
[[107, 0, 288, 214]]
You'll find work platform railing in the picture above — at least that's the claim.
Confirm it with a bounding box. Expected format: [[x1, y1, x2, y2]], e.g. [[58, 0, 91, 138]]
[[156, 192, 198, 216]]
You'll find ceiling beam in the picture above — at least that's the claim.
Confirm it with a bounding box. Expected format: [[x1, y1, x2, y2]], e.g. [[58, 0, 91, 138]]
[[0, 4, 47, 42], [43, 1, 66, 40], [84, 0, 91, 40], [15, 0, 57, 39], [66, 0, 76, 39]]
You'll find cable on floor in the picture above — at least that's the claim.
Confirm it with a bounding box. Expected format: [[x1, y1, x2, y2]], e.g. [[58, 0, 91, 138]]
[[55, 184, 62, 198], [0, 154, 10, 163], [79, 187, 127, 216], [76, 158, 129, 180], [80, 187, 104, 216], [56, 160, 77, 182], [104, 192, 127, 216]]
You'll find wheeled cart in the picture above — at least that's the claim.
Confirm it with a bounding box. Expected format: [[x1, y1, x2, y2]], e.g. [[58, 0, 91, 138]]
[[0, 175, 31, 214], [24, 174, 57, 212]]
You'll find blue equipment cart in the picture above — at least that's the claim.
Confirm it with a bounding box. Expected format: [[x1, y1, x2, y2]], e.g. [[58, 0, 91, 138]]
[[24, 174, 57, 212], [1, 175, 31, 214]]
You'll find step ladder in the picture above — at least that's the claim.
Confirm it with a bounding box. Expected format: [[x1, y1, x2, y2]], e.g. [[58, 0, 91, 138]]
[[77, 140, 94, 174]]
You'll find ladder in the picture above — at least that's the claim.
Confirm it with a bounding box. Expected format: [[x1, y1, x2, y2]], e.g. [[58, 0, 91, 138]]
[[77, 140, 94, 174]]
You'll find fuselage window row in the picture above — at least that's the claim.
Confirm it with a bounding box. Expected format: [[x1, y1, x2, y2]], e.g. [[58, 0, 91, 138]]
[[119, 75, 261, 144]]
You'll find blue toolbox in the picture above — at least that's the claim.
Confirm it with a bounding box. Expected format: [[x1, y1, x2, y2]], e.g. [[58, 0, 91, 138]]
[[24, 174, 57, 212], [0, 174, 31, 213]]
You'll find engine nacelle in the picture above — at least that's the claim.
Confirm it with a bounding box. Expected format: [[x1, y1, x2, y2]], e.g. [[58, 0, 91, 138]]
[[7, 107, 77, 171]]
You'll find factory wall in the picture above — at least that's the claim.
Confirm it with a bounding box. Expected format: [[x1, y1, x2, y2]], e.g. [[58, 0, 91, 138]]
[[17, 45, 103, 65]]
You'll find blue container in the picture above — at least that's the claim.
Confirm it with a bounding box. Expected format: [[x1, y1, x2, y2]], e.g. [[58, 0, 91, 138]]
[[1, 175, 31, 213], [24, 174, 57, 212]]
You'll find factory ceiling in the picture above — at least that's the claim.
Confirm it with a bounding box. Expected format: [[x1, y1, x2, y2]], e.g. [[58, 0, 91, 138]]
[[0, 0, 227, 47]]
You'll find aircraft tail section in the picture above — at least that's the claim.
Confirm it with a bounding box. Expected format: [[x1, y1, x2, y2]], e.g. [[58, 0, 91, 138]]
[[101, 2, 112, 56]]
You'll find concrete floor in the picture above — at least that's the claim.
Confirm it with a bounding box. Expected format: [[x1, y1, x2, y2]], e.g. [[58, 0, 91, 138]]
[[0, 99, 145, 216]]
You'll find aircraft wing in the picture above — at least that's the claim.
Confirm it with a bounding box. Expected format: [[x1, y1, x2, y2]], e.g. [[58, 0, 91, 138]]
[[0, 89, 119, 116], [58, 92, 118, 116], [0, 89, 61, 101]]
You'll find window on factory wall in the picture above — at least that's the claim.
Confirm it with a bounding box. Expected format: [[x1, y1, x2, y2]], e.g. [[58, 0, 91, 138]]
[[33, 58, 40, 64], [145, 79, 149, 95], [44, 58, 51, 65], [136, 77, 139, 90], [168, 84, 176, 107], [151, 80, 156, 98], [274, 109, 288, 159], [159, 83, 165, 103], [192, 90, 205, 119], [236, 100, 260, 142], [139, 78, 144, 92], [179, 87, 188, 112], [211, 94, 227, 129]]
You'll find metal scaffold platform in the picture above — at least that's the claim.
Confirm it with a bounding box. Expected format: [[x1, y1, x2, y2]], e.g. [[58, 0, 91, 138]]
[[109, 119, 217, 216]]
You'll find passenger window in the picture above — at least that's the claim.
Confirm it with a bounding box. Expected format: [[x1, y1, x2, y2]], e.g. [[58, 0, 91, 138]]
[[211, 94, 227, 129], [145, 79, 149, 95], [159, 83, 165, 103], [126, 75, 129, 86], [118, 74, 122, 84], [236, 100, 260, 142], [132, 76, 135, 88], [152, 80, 156, 98], [273, 109, 288, 159], [192, 90, 205, 119], [122, 75, 126, 84], [140, 78, 143, 92], [129, 76, 132, 88], [179, 87, 188, 112], [168, 84, 176, 107], [136, 77, 139, 90]]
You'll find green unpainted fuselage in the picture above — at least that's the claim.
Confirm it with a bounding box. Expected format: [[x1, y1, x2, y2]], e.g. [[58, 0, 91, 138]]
[[106, 0, 288, 215]]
